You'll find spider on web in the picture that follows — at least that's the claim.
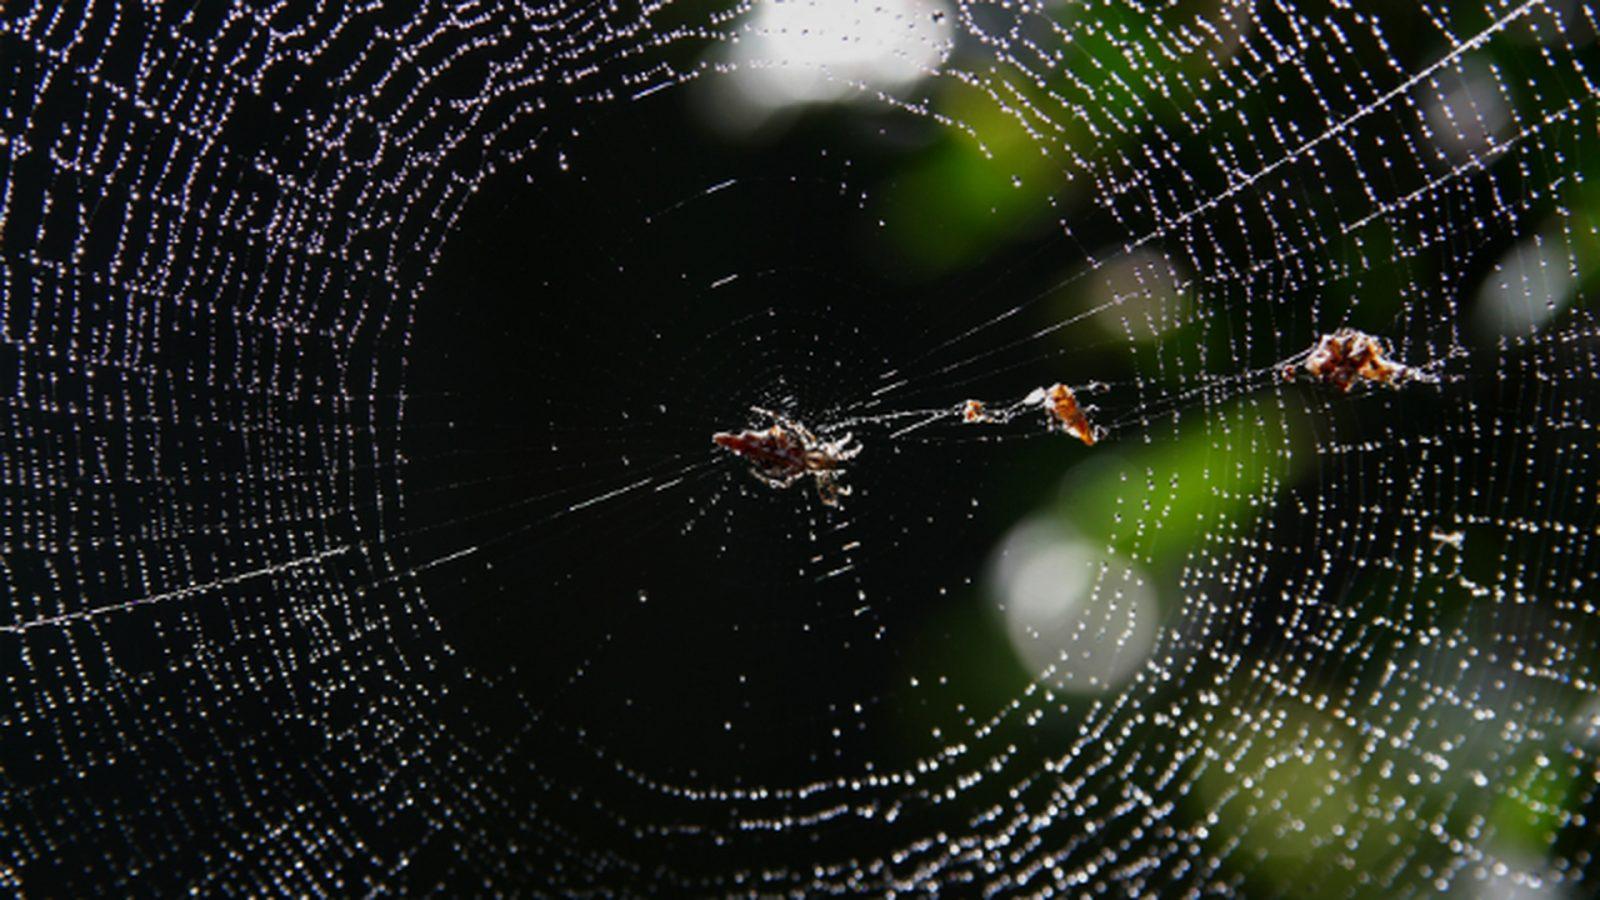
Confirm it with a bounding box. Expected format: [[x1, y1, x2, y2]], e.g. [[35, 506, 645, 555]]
[[712, 407, 862, 507]]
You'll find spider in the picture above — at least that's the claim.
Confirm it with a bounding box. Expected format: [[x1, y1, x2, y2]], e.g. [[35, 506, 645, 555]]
[[1285, 328, 1426, 392], [712, 407, 862, 507]]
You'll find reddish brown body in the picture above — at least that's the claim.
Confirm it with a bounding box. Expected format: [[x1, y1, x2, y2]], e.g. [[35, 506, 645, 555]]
[[712, 426, 813, 475], [712, 408, 861, 506]]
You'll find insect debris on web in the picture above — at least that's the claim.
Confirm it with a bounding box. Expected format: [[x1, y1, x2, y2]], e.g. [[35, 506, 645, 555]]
[[1024, 383, 1101, 446], [961, 399, 996, 424], [712, 407, 862, 507], [1283, 328, 1434, 393], [947, 384, 1103, 444]]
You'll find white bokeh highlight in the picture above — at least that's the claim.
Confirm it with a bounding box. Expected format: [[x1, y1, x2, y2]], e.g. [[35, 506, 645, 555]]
[[698, 0, 955, 133], [1472, 230, 1580, 341], [988, 520, 1158, 694]]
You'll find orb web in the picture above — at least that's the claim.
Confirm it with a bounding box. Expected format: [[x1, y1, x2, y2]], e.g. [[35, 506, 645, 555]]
[[3, 0, 1598, 894]]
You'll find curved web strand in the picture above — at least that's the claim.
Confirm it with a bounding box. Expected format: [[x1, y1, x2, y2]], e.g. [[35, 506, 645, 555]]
[[3, 0, 1599, 895]]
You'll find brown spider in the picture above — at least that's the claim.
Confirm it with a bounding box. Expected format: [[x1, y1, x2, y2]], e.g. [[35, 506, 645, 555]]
[[712, 407, 862, 507]]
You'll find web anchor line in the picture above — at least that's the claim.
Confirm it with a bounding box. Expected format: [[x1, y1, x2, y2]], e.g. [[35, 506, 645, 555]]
[[751, 322, 1443, 504], [1, 456, 722, 635]]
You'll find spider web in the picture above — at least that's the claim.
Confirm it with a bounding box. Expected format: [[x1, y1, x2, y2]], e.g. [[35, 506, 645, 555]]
[[4, 0, 1599, 894]]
